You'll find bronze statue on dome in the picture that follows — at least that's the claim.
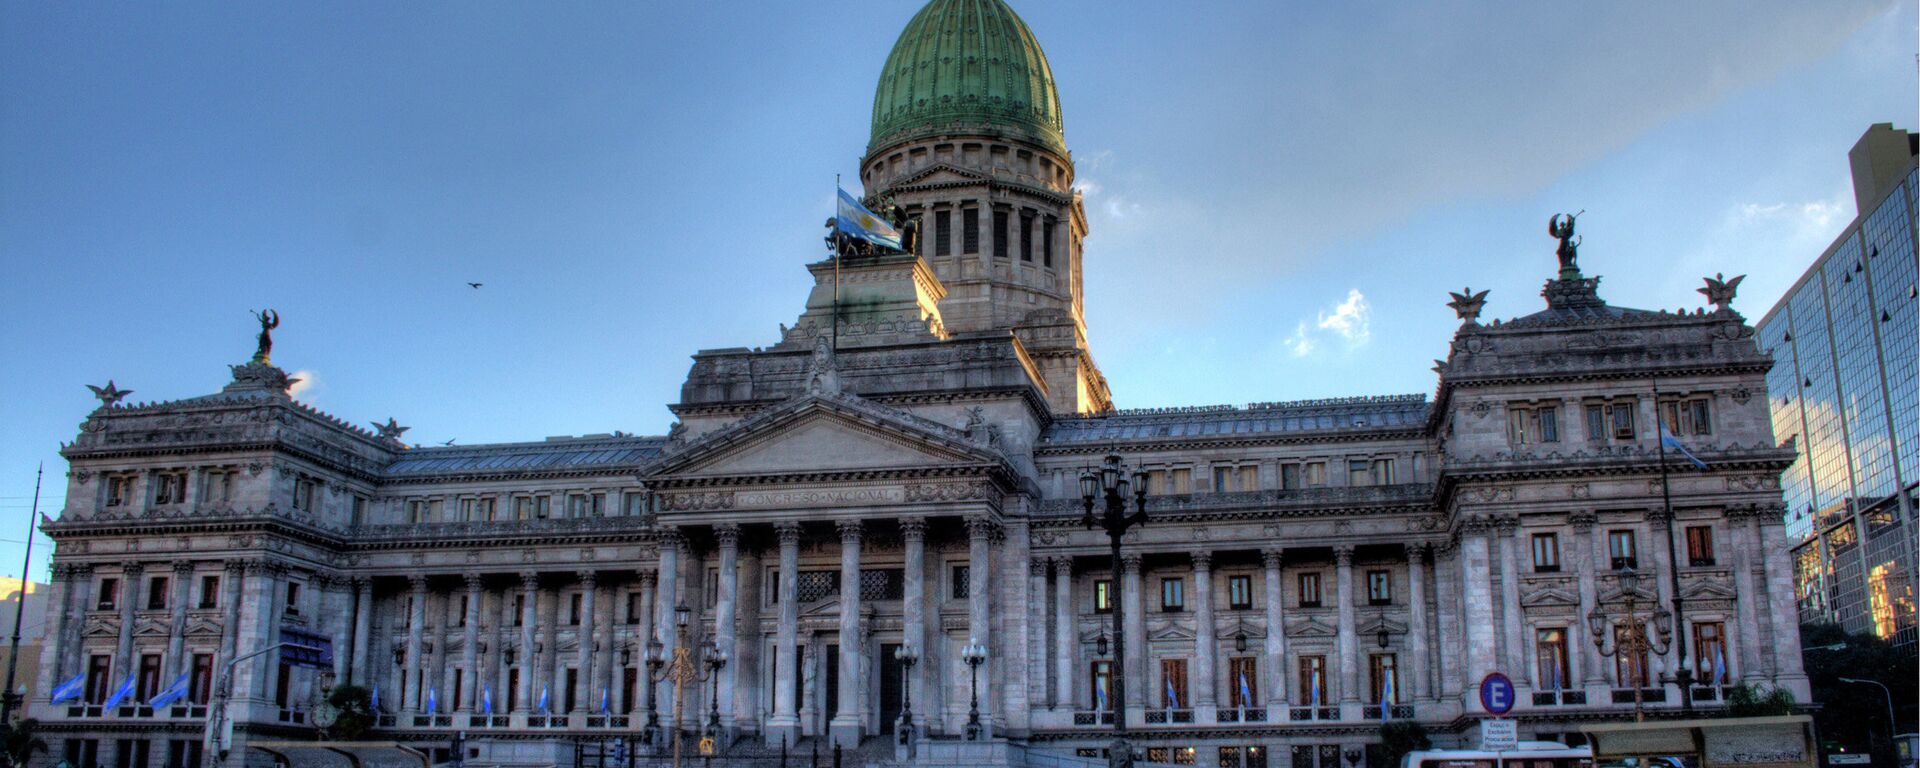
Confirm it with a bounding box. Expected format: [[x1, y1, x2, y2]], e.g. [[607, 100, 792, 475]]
[[250, 309, 280, 364], [1549, 212, 1583, 279]]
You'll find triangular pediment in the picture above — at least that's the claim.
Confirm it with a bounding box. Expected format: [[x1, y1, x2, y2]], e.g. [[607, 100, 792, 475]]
[[1286, 616, 1336, 638], [185, 619, 223, 637], [898, 164, 988, 188], [1680, 579, 1736, 600], [647, 393, 1000, 480], [1522, 587, 1580, 608], [1147, 622, 1195, 642]]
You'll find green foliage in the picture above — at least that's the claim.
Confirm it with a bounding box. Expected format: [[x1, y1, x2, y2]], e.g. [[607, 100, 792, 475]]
[[0, 718, 47, 768], [1800, 623, 1917, 768], [1720, 682, 1795, 717], [325, 684, 377, 740], [1369, 720, 1433, 768]]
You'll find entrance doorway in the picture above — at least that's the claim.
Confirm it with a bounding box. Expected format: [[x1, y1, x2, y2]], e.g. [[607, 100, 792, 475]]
[[879, 642, 902, 733]]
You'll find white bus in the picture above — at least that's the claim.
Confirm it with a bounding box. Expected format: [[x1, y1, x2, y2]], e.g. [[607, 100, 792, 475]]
[[1402, 741, 1595, 768]]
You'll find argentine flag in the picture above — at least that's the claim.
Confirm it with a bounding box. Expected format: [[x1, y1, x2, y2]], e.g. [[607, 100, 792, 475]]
[[1659, 424, 1709, 469], [1094, 677, 1109, 711], [601, 686, 610, 714], [834, 187, 903, 251], [1712, 646, 1727, 686], [102, 671, 137, 710], [482, 683, 493, 715], [1237, 669, 1253, 709], [1165, 676, 1179, 709], [1310, 673, 1321, 708], [1379, 672, 1394, 722], [148, 672, 191, 709], [371, 684, 380, 712], [426, 686, 437, 714], [538, 683, 550, 714], [49, 673, 84, 704]]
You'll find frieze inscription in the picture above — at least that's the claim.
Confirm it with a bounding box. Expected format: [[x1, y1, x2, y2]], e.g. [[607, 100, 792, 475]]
[[732, 487, 906, 509]]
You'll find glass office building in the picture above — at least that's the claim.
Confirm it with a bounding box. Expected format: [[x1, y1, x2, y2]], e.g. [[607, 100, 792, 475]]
[[1757, 124, 1919, 649]]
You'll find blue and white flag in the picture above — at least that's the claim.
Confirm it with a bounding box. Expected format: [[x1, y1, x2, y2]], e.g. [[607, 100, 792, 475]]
[[1095, 677, 1109, 711], [49, 673, 84, 704], [102, 672, 137, 710], [148, 672, 190, 709], [1660, 425, 1709, 469], [538, 683, 550, 713], [1310, 672, 1321, 708], [482, 683, 493, 715], [1712, 646, 1727, 686], [1380, 673, 1395, 722], [1549, 657, 1562, 693], [1237, 670, 1253, 709], [601, 686, 610, 714], [426, 687, 437, 714], [834, 187, 903, 251], [1165, 676, 1179, 709], [371, 684, 380, 712]]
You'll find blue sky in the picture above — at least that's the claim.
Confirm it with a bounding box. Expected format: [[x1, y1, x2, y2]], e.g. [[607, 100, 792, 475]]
[[1, 0, 1913, 583]]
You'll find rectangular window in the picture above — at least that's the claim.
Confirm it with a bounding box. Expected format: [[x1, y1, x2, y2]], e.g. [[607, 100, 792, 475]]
[[1161, 578, 1185, 612], [97, 578, 119, 611], [1531, 533, 1561, 572], [1161, 658, 1188, 708], [962, 207, 980, 253], [1348, 460, 1371, 486], [1090, 660, 1114, 710], [1297, 573, 1322, 607], [1508, 405, 1561, 444], [1536, 627, 1570, 691], [201, 469, 235, 504], [1228, 575, 1253, 610], [992, 209, 1009, 258], [1297, 655, 1326, 705], [1613, 626, 1650, 687], [293, 476, 317, 512], [1280, 463, 1301, 490], [146, 577, 169, 610], [935, 210, 952, 256], [284, 582, 301, 617], [152, 471, 187, 505], [1367, 654, 1398, 704], [1685, 525, 1716, 566], [1693, 621, 1729, 684], [567, 593, 582, 625], [1371, 459, 1395, 485], [626, 593, 644, 624], [1214, 467, 1232, 492], [105, 474, 134, 508], [1042, 218, 1055, 267], [1227, 656, 1259, 707], [198, 575, 219, 609], [507, 669, 520, 713], [274, 662, 292, 707], [351, 495, 368, 525], [1093, 579, 1113, 614], [1661, 397, 1714, 437], [85, 655, 111, 704], [564, 668, 579, 712], [1169, 467, 1192, 493], [1019, 212, 1033, 261], [514, 595, 525, 626], [622, 491, 647, 518], [1608, 530, 1638, 570], [136, 654, 162, 703], [1366, 570, 1391, 605], [1611, 401, 1636, 439], [456, 596, 469, 628], [1302, 462, 1327, 487], [189, 653, 214, 705], [952, 565, 970, 599]]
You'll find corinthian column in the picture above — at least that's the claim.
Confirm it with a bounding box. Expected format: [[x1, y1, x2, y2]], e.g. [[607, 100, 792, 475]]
[[1458, 520, 1497, 709], [577, 571, 597, 717], [461, 574, 482, 712], [1120, 553, 1145, 713], [165, 561, 192, 678], [713, 524, 740, 730], [654, 529, 683, 726], [830, 520, 864, 747], [900, 519, 928, 727], [1262, 549, 1288, 707], [766, 522, 802, 747], [1496, 517, 1530, 697], [966, 517, 995, 725], [517, 572, 538, 714], [351, 578, 372, 686], [1571, 512, 1605, 688], [405, 575, 427, 713], [1405, 544, 1431, 702], [1191, 551, 1217, 716], [1333, 545, 1359, 711], [1052, 557, 1073, 709]]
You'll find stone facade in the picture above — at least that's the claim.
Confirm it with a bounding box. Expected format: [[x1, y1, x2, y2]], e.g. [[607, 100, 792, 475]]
[[31, 2, 1811, 767]]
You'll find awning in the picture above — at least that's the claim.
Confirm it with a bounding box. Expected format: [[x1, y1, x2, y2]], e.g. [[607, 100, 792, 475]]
[[245, 741, 430, 768], [1582, 716, 1815, 768]]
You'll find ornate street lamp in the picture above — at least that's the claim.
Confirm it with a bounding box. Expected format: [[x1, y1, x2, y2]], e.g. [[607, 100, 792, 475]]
[[1588, 567, 1672, 721], [1082, 453, 1149, 768], [895, 644, 919, 744], [962, 641, 988, 741], [704, 640, 729, 737], [645, 603, 718, 768]]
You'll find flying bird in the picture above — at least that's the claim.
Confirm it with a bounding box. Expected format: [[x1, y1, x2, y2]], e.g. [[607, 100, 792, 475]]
[[442, 439, 457, 446], [468, 282, 483, 289]]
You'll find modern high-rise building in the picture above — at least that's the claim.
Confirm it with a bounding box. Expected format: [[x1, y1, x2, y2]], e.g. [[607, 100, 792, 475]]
[[1755, 123, 1920, 649]]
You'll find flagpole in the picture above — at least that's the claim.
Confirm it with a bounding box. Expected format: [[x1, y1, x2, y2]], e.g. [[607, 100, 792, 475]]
[[832, 175, 842, 353], [1, 463, 43, 723], [1650, 376, 1695, 711]]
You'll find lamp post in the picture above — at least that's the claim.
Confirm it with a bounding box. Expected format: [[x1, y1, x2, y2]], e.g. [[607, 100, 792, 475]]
[[962, 641, 988, 740], [1587, 567, 1672, 721], [895, 644, 919, 743], [643, 638, 665, 746], [1082, 453, 1149, 768], [1837, 677, 1897, 762], [646, 604, 719, 768]]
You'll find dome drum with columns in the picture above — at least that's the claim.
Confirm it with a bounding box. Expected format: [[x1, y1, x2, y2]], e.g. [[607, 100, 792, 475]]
[[31, 2, 1808, 767]]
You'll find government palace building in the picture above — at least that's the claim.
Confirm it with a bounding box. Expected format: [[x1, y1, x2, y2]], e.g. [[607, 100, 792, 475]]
[[31, 1, 1812, 767]]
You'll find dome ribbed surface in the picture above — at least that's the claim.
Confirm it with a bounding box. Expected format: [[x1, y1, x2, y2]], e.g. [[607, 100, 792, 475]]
[[869, 0, 1065, 156]]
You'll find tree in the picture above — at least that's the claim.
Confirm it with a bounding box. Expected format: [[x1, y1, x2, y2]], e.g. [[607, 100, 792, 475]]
[[1720, 682, 1795, 717], [1370, 720, 1432, 768], [325, 684, 377, 741], [1800, 623, 1918, 768], [0, 718, 47, 768]]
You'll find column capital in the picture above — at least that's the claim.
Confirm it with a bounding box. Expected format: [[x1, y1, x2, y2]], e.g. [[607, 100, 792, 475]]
[[1190, 551, 1213, 571], [241, 559, 267, 576], [519, 571, 540, 590], [1403, 542, 1431, 561], [836, 519, 863, 543], [1120, 553, 1143, 574], [121, 562, 145, 576], [1645, 507, 1673, 523], [352, 576, 372, 592], [409, 574, 429, 592], [774, 521, 804, 546], [964, 515, 996, 541], [225, 560, 247, 576], [1051, 556, 1072, 576], [464, 572, 484, 591], [635, 569, 657, 587], [898, 517, 928, 541], [655, 527, 686, 550], [171, 560, 194, 575], [1031, 557, 1049, 577], [1495, 515, 1520, 535], [1568, 511, 1597, 532], [1332, 544, 1355, 566], [577, 571, 597, 588], [713, 523, 741, 548], [1261, 549, 1285, 570]]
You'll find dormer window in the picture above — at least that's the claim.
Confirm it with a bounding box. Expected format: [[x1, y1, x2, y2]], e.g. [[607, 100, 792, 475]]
[[151, 471, 187, 505]]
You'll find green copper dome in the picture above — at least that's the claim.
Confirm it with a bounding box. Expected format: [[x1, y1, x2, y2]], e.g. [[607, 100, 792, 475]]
[[869, 0, 1066, 156]]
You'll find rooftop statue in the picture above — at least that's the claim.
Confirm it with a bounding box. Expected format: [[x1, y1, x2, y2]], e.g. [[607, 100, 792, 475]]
[[1446, 287, 1490, 322], [86, 380, 132, 409], [1698, 273, 1745, 313], [250, 309, 280, 364], [1548, 212, 1583, 279], [372, 417, 410, 444]]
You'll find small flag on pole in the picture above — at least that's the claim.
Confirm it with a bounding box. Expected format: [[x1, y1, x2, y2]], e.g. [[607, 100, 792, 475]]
[[1310, 672, 1321, 708], [49, 673, 84, 704], [102, 671, 137, 710], [426, 687, 437, 714], [538, 683, 549, 713], [148, 672, 190, 709], [1238, 669, 1253, 709], [371, 684, 380, 712], [601, 686, 610, 714], [834, 187, 903, 251], [1712, 646, 1727, 686], [483, 683, 493, 715], [1380, 672, 1395, 722], [1095, 676, 1109, 711], [1660, 424, 1709, 469]]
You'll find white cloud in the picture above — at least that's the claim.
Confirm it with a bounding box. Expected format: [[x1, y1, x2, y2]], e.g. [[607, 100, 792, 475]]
[[288, 369, 321, 402], [1316, 288, 1371, 343], [1282, 321, 1316, 357]]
